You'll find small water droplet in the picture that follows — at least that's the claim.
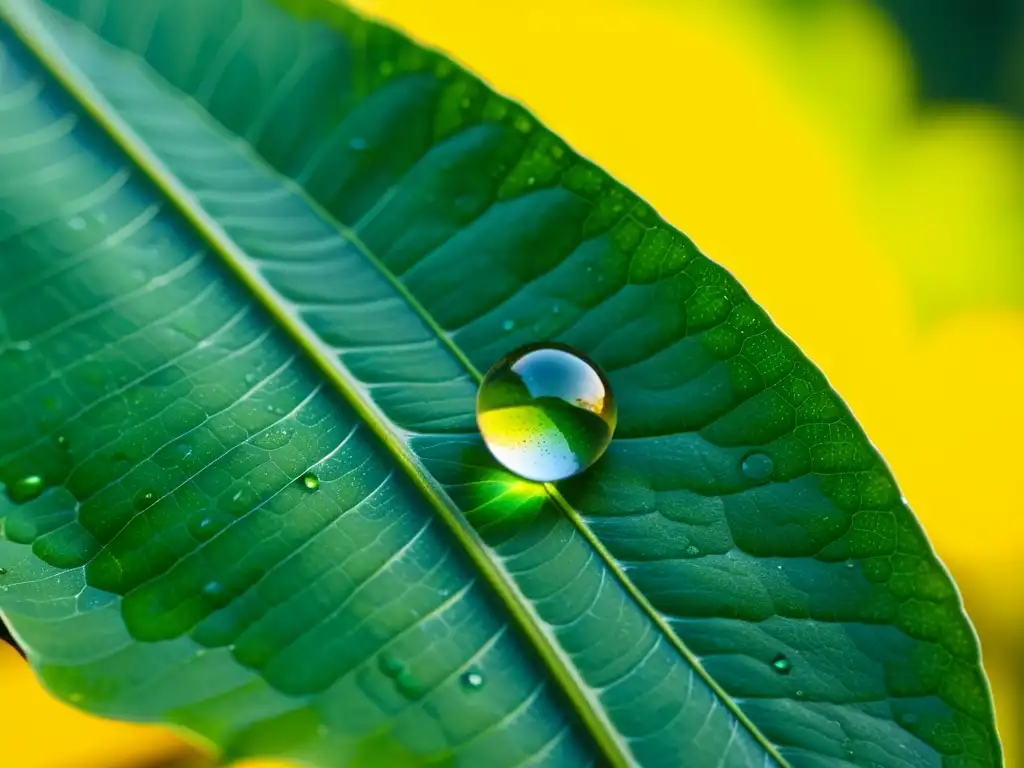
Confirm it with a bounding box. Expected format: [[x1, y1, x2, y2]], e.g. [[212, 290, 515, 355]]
[[501, 319, 515, 332], [526, 176, 536, 186], [771, 654, 792, 675], [846, 561, 855, 569], [795, 689, 805, 698], [901, 712, 919, 725], [459, 97, 471, 109], [67, 217, 85, 230], [552, 302, 561, 314], [379, 61, 394, 76], [244, 372, 259, 385], [302, 472, 320, 491], [55, 435, 69, 450], [6, 475, 44, 504], [201, 580, 231, 608], [349, 137, 368, 151], [12, 340, 32, 352], [395, 670, 425, 700], [741, 452, 775, 483], [266, 404, 281, 414], [514, 115, 531, 133], [378, 651, 403, 677], [477, 343, 617, 482], [460, 670, 485, 691], [0, 568, 8, 576], [189, 515, 222, 541], [133, 489, 156, 511], [68, 692, 84, 704]]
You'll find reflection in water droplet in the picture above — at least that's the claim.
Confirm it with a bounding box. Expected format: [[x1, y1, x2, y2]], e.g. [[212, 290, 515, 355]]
[[741, 452, 775, 483], [202, 580, 231, 608], [771, 654, 792, 675], [302, 472, 320, 491], [460, 670, 485, 691], [477, 343, 616, 482], [6, 475, 44, 504], [189, 515, 222, 541], [133, 490, 156, 511]]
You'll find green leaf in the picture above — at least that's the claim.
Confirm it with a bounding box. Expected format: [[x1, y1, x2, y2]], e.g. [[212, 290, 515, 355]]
[[0, 0, 1000, 765]]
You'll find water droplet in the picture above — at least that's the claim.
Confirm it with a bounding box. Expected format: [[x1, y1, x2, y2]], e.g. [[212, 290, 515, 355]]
[[526, 176, 536, 186], [189, 515, 222, 541], [771, 654, 792, 675], [846, 561, 855, 569], [460, 670, 485, 691], [244, 372, 259, 385], [0, 568, 8, 576], [229, 487, 257, 517], [501, 319, 515, 332], [477, 343, 617, 482], [12, 340, 32, 352], [67, 217, 85, 230], [379, 61, 394, 76], [6, 475, 44, 504], [459, 97, 471, 109], [514, 115, 531, 133], [795, 689, 805, 698], [901, 712, 919, 725], [552, 302, 561, 314], [378, 651, 403, 677], [741, 452, 774, 483], [302, 472, 320, 491], [201, 580, 231, 608], [349, 137, 368, 151], [395, 670, 425, 700], [55, 435, 69, 450], [133, 489, 156, 511]]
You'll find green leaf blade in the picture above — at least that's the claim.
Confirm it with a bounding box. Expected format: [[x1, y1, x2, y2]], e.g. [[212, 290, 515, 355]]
[[0, 0, 1000, 765]]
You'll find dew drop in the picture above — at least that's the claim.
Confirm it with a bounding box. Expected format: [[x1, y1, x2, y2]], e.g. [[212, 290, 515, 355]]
[[67, 217, 85, 231], [378, 651, 403, 678], [501, 319, 515, 332], [133, 489, 156, 511], [302, 472, 320, 491], [771, 654, 792, 675], [6, 475, 44, 504], [476, 343, 616, 482], [244, 372, 259, 385], [0, 567, 8, 576], [55, 435, 69, 450], [395, 670, 425, 700], [189, 515, 222, 541], [741, 452, 775, 483], [201, 580, 231, 608], [460, 670, 485, 691]]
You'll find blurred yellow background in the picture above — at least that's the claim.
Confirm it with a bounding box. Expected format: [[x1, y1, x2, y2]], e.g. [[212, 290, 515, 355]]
[[4, 0, 1021, 765]]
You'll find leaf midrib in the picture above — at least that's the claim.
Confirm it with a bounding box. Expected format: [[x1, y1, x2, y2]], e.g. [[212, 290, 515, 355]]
[[1, 3, 787, 764]]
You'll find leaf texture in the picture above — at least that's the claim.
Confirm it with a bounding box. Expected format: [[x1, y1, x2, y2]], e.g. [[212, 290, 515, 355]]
[[0, 0, 1000, 766]]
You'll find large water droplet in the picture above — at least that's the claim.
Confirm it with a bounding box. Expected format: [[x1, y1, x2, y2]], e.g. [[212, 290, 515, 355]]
[[771, 653, 792, 675], [460, 670, 485, 691], [741, 452, 775, 483], [477, 343, 616, 482], [7, 475, 44, 504], [302, 472, 320, 491]]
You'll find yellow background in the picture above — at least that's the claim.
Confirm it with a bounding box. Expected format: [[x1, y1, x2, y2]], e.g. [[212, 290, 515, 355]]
[[3, 0, 1021, 765]]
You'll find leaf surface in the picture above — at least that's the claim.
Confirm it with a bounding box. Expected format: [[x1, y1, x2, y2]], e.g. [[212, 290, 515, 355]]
[[0, 0, 1000, 766]]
